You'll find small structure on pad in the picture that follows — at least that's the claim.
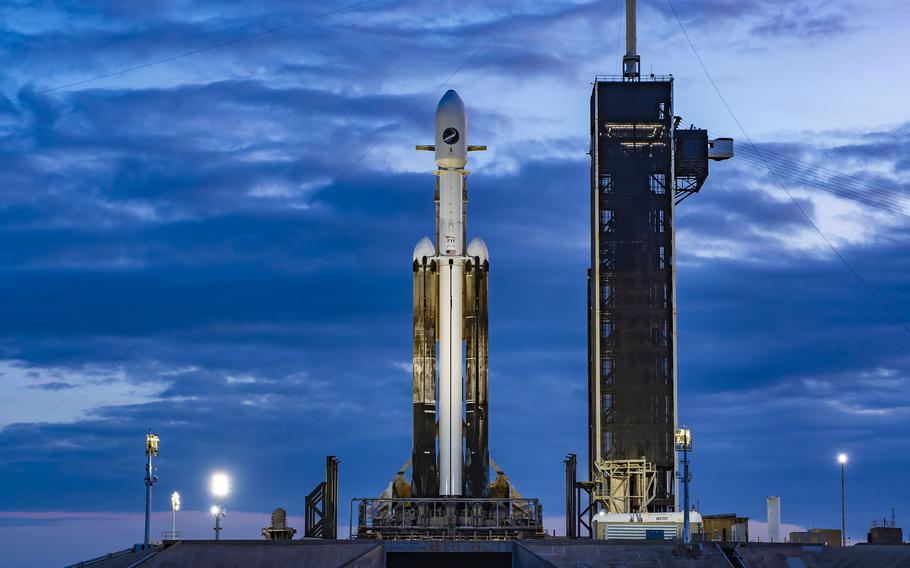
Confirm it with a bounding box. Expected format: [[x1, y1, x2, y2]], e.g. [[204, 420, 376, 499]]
[[702, 513, 749, 542], [867, 511, 903, 544], [789, 528, 842, 547], [304, 456, 340, 539], [262, 508, 296, 540]]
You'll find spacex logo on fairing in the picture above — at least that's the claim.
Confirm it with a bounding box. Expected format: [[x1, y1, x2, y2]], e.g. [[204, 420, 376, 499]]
[[442, 127, 459, 145]]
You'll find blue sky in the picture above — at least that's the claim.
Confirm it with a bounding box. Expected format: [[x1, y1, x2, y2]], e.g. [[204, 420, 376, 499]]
[[1, 0, 909, 565]]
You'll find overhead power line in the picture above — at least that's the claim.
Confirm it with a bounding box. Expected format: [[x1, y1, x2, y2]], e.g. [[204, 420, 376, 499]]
[[735, 152, 910, 216], [735, 146, 910, 214], [0, 0, 537, 449], [666, 0, 910, 335], [5, 0, 374, 102], [743, 144, 910, 197]]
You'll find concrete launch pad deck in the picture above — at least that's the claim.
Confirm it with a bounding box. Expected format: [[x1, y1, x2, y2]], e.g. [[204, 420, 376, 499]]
[[67, 539, 910, 568]]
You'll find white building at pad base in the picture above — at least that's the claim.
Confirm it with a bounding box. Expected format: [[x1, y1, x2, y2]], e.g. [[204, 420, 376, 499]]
[[594, 511, 703, 540]]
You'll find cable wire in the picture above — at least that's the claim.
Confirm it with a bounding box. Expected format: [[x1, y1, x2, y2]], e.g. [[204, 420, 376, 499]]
[[666, 0, 910, 335], [735, 146, 910, 211], [742, 144, 910, 197], [734, 152, 909, 214], [0, 0, 537, 449]]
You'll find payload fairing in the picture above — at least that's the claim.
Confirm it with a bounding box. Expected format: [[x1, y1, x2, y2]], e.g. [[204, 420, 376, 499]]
[[412, 90, 490, 498]]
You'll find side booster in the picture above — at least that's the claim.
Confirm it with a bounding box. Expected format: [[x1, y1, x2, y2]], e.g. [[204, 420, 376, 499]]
[[413, 90, 490, 497]]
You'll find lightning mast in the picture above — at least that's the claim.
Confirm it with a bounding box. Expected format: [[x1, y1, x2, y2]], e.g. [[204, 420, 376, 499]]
[[144, 432, 159, 547]]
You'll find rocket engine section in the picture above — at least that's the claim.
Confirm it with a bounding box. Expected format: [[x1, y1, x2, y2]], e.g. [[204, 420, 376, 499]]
[[412, 90, 490, 498]]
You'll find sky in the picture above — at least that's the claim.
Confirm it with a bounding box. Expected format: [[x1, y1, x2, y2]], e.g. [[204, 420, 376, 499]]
[[1, 0, 909, 565]]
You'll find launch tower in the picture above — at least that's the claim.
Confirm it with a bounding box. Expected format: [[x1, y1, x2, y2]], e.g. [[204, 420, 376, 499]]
[[573, 0, 732, 530]]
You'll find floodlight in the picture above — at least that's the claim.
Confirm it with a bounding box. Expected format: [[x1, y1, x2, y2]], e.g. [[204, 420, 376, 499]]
[[171, 492, 181, 512], [211, 473, 230, 497], [837, 453, 848, 465], [146, 433, 159, 457], [674, 428, 692, 452], [210, 505, 220, 516]]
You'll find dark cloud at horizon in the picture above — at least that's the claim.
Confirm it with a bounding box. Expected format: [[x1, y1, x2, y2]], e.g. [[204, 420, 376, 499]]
[[0, 0, 908, 565]]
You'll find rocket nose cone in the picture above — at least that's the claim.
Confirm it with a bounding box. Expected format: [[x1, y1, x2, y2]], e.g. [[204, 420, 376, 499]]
[[434, 89, 467, 168], [436, 89, 465, 116]]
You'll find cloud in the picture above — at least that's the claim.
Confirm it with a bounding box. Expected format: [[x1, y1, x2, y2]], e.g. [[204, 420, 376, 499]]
[[749, 7, 848, 39], [0, 0, 908, 563], [25, 380, 76, 391], [651, 0, 854, 45]]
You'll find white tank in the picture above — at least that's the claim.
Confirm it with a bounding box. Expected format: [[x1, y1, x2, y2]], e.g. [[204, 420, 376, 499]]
[[767, 496, 781, 542], [435, 90, 467, 169]]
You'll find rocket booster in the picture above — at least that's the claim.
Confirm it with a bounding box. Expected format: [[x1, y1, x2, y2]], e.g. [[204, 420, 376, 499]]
[[413, 90, 489, 497], [436, 90, 466, 496]]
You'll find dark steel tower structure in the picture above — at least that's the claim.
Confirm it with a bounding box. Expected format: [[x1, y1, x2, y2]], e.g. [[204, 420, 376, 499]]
[[583, 0, 731, 520], [588, 76, 678, 512]]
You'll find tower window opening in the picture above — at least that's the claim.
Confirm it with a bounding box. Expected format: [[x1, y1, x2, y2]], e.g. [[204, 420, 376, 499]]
[[650, 173, 666, 195], [651, 209, 666, 233], [603, 393, 615, 424], [601, 283, 613, 305], [601, 209, 615, 232], [601, 357, 614, 382], [600, 174, 614, 194]]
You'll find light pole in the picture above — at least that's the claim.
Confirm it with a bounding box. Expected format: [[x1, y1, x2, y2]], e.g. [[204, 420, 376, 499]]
[[675, 427, 693, 545], [144, 432, 159, 547], [210, 473, 230, 540], [170, 492, 180, 539], [838, 453, 847, 546]]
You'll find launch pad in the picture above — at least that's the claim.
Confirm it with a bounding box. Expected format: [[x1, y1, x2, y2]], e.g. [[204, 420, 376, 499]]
[[352, 497, 543, 540]]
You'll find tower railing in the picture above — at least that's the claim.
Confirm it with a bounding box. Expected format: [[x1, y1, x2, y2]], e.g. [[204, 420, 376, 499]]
[[595, 74, 673, 83]]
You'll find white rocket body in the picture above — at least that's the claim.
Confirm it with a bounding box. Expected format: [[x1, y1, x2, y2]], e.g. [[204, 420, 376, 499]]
[[435, 90, 467, 496], [413, 90, 488, 497]]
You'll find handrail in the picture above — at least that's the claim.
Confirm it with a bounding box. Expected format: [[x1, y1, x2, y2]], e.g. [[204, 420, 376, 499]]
[[595, 74, 673, 82]]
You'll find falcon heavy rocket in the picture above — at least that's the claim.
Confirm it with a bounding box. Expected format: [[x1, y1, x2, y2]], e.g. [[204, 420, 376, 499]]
[[412, 89, 490, 498]]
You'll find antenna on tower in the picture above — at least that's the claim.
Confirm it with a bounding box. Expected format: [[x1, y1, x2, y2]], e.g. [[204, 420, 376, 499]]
[[622, 0, 640, 80]]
